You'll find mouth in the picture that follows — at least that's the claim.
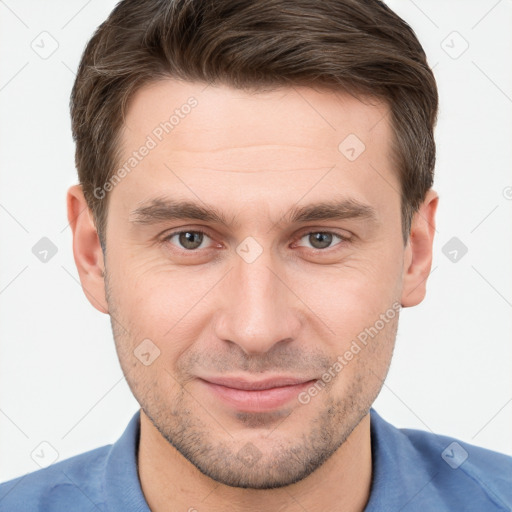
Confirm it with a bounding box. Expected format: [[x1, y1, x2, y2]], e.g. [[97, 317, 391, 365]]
[[198, 376, 317, 412]]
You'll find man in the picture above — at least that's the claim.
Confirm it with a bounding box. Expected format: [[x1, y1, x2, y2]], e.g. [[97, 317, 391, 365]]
[[1, 0, 511, 510]]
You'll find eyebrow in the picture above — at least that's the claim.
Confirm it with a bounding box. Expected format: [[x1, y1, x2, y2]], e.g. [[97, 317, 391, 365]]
[[129, 196, 378, 229]]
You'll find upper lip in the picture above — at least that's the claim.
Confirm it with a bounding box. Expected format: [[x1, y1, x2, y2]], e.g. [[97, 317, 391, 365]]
[[200, 376, 315, 391]]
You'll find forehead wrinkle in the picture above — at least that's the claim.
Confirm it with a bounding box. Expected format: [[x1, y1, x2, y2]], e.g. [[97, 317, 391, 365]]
[[161, 165, 335, 174]]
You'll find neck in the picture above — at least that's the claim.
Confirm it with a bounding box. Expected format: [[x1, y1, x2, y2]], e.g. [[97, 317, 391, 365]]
[[137, 410, 373, 512]]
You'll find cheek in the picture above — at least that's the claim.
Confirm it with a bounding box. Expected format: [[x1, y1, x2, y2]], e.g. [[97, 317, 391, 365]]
[[109, 255, 216, 367], [107, 230, 404, 357], [289, 249, 403, 338], [328, 308, 399, 398]]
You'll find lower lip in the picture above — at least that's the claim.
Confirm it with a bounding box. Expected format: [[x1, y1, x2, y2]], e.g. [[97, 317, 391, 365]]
[[200, 379, 315, 412]]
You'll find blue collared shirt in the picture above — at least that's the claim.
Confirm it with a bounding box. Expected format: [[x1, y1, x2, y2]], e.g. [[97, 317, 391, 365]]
[[1, 408, 511, 511]]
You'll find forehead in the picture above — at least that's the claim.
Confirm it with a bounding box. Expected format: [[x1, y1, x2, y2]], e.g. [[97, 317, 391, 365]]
[[110, 78, 398, 226], [121, 78, 391, 157]]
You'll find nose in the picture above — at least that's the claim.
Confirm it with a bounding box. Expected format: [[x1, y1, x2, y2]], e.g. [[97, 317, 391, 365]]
[[213, 248, 302, 355]]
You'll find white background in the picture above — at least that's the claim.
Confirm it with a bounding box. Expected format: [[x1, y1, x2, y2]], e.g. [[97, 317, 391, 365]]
[[0, 0, 511, 483]]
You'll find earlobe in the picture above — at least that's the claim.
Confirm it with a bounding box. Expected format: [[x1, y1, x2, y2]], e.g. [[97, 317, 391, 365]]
[[66, 184, 109, 314], [401, 189, 439, 308]]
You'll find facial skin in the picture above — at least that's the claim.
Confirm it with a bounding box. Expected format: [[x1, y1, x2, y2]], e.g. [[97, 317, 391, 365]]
[[67, 79, 438, 512]]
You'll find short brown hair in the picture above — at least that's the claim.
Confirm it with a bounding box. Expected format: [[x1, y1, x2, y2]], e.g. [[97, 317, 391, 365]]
[[70, 0, 438, 250]]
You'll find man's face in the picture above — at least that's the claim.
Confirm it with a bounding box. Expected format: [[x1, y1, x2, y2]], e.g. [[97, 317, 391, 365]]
[[102, 79, 406, 488]]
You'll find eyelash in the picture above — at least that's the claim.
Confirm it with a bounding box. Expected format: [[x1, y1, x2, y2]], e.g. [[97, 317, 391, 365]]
[[160, 228, 351, 254]]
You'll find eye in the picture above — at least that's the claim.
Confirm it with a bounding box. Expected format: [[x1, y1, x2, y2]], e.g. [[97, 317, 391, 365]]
[[160, 228, 350, 254], [295, 231, 348, 250], [163, 230, 212, 251]]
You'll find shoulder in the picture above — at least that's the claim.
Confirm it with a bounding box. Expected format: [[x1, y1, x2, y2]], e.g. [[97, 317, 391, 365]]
[[0, 444, 112, 512], [406, 424, 512, 502], [402, 422, 512, 474], [370, 408, 512, 511]]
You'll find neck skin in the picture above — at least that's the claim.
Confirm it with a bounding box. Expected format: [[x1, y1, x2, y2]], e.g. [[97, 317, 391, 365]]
[[137, 410, 373, 512]]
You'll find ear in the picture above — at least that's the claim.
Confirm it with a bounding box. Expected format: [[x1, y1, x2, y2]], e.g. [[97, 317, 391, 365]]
[[66, 184, 108, 314], [401, 189, 439, 307]]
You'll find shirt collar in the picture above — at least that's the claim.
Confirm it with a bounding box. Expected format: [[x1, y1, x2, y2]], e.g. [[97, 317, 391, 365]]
[[102, 407, 435, 511], [103, 410, 151, 512], [364, 407, 441, 511]]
